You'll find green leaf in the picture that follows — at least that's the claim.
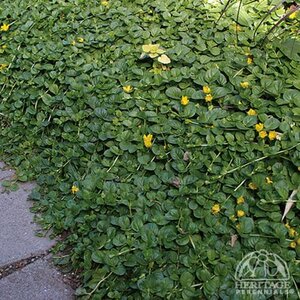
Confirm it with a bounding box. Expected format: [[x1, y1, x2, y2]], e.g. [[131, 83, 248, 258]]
[[91, 251, 103, 263], [283, 89, 300, 105], [180, 103, 196, 118], [274, 180, 289, 199], [49, 83, 59, 95], [165, 87, 182, 99], [203, 276, 220, 295], [213, 87, 230, 98], [243, 116, 257, 127], [138, 154, 151, 165], [264, 117, 280, 130], [240, 217, 254, 234], [170, 148, 184, 160], [205, 68, 221, 82], [180, 272, 194, 288], [41, 94, 54, 105], [197, 269, 211, 281], [279, 38, 300, 61]]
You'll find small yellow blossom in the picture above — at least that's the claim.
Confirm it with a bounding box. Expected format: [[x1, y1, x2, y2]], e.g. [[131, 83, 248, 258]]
[[211, 203, 221, 215], [181, 95, 189, 106], [123, 85, 133, 93], [237, 196, 245, 205], [297, 238, 300, 245], [0, 64, 8, 70], [259, 130, 267, 139], [237, 210, 245, 217], [266, 177, 273, 184], [205, 94, 213, 102], [289, 11, 298, 19], [268, 131, 277, 141], [285, 223, 291, 229], [236, 223, 241, 230], [255, 123, 264, 132], [247, 57, 253, 65], [289, 241, 297, 248], [233, 24, 242, 32], [2, 45, 7, 49], [248, 182, 257, 190], [240, 81, 250, 89], [77, 37, 84, 43], [247, 109, 257, 116], [101, 0, 109, 6], [289, 228, 297, 238], [71, 185, 79, 194], [0, 23, 10, 32], [143, 134, 153, 148], [203, 86, 211, 94], [71, 40, 76, 46]]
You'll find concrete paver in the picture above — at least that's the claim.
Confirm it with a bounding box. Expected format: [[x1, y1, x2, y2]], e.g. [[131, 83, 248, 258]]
[[0, 180, 55, 266], [0, 162, 74, 299], [0, 256, 74, 300]]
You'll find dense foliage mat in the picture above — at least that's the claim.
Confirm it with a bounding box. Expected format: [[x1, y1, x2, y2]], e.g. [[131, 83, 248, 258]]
[[1, 0, 300, 299]]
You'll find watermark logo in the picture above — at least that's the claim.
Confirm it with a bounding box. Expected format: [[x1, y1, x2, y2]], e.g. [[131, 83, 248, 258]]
[[235, 249, 294, 296]]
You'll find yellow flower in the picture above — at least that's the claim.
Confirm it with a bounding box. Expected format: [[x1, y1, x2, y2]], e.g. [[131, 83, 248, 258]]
[[268, 131, 277, 141], [203, 86, 211, 94], [123, 85, 133, 93], [181, 95, 189, 106], [236, 223, 241, 230], [289, 228, 297, 238], [247, 109, 257, 116], [237, 196, 245, 204], [255, 123, 264, 132], [71, 40, 76, 46], [143, 134, 153, 148], [285, 223, 291, 229], [237, 210, 245, 217], [248, 182, 257, 190], [289, 11, 298, 19], [259, 130, 267, 139], [240, 81, 250, 88], [71, 185, 79, 194], [101, 0, 109, 6], [233, 24, 242, 32], [205, 94, 213, 102], [211, 203, 221, 215], [77, 37, 84, 43], [0, 64, 8, 70], [266, 177, 273, 184], [0, 23, 10, 32], [297, 238, 300, 245], [2, 45, 7, 49], [289, 241, 297, 248], [247, 57, 253, 65]]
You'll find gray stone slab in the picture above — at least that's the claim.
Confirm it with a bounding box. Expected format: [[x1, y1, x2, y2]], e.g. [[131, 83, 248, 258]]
[[0, 256, 74, 300], [0, 169, 15, 180], [0, 168, 55, 266], [0, 161, 14, 179]]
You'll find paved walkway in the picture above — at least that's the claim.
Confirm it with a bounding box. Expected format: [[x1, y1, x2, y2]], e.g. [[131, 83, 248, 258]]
[[0, 162, 74, 300]]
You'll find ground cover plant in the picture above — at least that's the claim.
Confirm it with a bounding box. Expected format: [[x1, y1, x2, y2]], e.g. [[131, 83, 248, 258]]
[[0, 0, 300, 298]]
